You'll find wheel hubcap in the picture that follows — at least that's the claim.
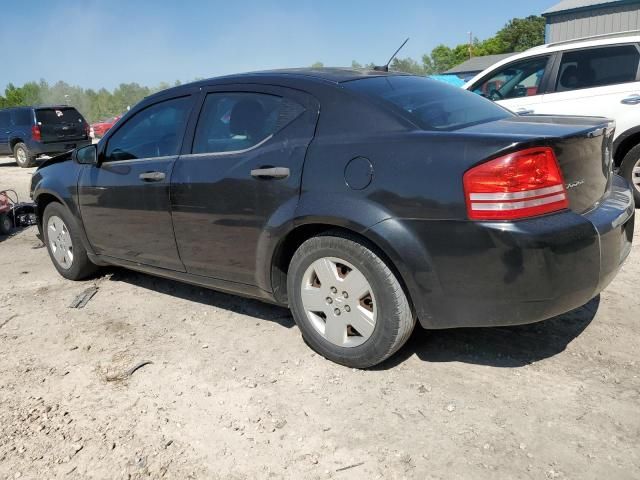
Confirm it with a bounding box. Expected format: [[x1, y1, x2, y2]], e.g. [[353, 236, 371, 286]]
[[47, 215, 74, 269], [632, 159, 640, 192], [300, 257, 376, 348], [16, 148, 26, 163]]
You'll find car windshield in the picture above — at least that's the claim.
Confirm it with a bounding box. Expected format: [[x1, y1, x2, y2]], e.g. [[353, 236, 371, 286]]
[[344, 75, 511, 131]]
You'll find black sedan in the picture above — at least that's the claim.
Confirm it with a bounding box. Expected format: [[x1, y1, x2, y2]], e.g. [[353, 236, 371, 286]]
[[30, 68, 635, 368]]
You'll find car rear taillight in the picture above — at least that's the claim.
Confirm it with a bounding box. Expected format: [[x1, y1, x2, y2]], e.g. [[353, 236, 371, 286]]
[[463, 147, 569, 221], [31, 125, 41, 142]]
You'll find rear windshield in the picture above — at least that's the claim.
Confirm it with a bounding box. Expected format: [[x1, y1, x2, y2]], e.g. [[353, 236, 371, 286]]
[[35, 108, 85, 125], [344, 76, 511, 131]]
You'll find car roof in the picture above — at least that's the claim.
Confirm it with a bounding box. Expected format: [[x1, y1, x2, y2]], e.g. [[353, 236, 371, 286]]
[[238, 67, 410, 83], [138, 67, 416, 107], [464, 32, 640, 88], [146, 68, 412, 101]]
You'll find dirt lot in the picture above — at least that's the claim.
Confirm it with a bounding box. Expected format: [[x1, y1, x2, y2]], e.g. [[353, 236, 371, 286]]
[[1, 155, 639, 480]]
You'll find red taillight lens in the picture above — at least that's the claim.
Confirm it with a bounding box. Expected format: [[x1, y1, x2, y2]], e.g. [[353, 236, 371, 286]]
[[463, 147, 569, 221], [31, 125, 41, 142]]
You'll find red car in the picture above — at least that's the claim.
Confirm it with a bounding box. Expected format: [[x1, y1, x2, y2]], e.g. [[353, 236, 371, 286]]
[[91, 115, 121, 138]]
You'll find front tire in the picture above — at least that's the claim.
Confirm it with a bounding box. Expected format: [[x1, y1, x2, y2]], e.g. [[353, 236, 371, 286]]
[[43, 202, 98, 280], [13, 142, 36, 168], [287, 233, 415, 368], [620, 143, 640, 206]]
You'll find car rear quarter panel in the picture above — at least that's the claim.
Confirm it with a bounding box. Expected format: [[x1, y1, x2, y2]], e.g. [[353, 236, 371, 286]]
[[298, 128, 526, 324]]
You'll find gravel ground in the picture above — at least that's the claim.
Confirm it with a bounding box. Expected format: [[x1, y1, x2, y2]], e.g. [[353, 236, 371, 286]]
[[1, 155, 639, 479]]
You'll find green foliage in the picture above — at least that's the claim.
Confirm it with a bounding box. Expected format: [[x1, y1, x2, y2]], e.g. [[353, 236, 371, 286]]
[[390, 57, 428, 75], [0, 16, 546, 117], [355, 15, 545, 75], [0, 79, 177, 123], [496, 16, 546, 52]]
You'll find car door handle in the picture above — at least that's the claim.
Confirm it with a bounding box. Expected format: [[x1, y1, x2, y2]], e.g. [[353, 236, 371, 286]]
[[516, 108, 535, 115], [250, 167, 290, 179], [621, 95, 640, 105], [139, 171, 166, 182]]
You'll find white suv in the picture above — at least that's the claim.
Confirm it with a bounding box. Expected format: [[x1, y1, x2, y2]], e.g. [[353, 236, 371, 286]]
[[465, 32, 640, 205]]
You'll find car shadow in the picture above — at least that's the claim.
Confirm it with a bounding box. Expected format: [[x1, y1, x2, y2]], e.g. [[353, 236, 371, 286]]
[[106, 269, 295, 328], [375, 295, 600, 370], [0, 225, 37, 244], [102, 268, 599, 367]]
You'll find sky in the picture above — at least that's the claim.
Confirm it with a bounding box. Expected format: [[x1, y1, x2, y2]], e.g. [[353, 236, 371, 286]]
[[0, 0, 558, 92]]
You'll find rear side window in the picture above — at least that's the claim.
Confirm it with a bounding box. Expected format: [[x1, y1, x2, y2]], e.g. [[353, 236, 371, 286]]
[[105, 96, 191, 161], [192, 92, 304, 154], [11, 109, 32, 126], [345, 76, 511, 131], [0, 111, 9, 129], [36, 108, 85, 126], [556, 45, 640, 92]]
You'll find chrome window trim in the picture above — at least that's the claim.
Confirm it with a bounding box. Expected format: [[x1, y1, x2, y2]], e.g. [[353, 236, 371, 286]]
[[183, 134, 274, 158]]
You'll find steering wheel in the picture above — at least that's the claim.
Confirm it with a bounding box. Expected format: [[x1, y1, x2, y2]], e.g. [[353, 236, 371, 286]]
[[489, 89, 504, 101]]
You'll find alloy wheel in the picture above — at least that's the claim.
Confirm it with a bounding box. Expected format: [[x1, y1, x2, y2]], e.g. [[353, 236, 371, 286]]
[[633, 158, 640, 193], [15, 147, 26, 165], [47, 215, 74, 270], [300, 257, 376, 348]]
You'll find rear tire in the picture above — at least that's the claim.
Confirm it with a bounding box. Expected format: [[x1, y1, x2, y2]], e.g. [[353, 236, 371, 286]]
[[0, 213, 12, 235], [13, 142, 36, 168], [620, 143, 640, 206], [287, 233, 415, 369], [43, 202, 98, 280]]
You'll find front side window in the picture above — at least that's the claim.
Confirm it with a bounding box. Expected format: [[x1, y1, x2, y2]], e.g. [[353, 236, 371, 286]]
[[192, 92, 303, 154], [345, 75, 511, 131], [556, 45, 640, 92], [105, 96, 191, 161], [473, 56, 550, 101]]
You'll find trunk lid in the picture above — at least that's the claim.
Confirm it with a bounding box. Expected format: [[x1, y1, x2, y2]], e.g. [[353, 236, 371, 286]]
[[35, 107, 88, 143], [459, 115, 615, 214]]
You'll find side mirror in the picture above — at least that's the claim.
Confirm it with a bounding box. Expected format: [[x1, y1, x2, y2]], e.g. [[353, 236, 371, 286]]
[[74, 145, 98, 165]]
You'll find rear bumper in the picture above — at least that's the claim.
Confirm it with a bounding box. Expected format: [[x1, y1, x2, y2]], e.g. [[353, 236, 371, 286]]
[[30, 139, 91, 156], [369, 174, 635, 329]]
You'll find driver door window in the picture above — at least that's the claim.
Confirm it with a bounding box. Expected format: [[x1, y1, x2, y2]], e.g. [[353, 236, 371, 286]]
[[474, 56, 550, 101], [105, 96, 191, 161]]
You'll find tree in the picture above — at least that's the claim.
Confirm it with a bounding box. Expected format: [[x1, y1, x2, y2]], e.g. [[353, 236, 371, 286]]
[[495, 15, 546, 52], [390, 57, 429, 75], [0, 79, 184, 122], [350, 15, 546, 75], [0, 16, 546, 119]]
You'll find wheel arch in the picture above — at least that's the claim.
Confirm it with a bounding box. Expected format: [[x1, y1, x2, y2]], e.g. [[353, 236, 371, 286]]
[[34, 191, 65, 235], [33, 187, 96, 257], [614, 127, 640, 167], [269, 222, 413, 309], [9, 137, 25, 151]]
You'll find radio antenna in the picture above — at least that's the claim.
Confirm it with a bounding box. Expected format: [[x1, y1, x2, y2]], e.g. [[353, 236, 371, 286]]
[[374, 37, 410, 72]]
